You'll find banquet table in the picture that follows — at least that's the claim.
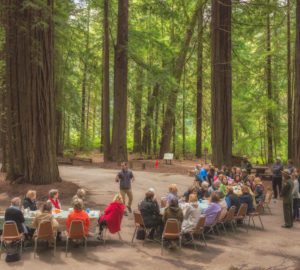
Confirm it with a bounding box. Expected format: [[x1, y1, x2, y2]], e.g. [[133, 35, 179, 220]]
[[160, 201, 210, 215], [0, 210, 101, 234]]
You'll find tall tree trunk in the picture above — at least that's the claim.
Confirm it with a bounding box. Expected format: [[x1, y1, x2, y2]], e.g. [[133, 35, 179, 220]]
[[133, 67, 143, 153], [294, 0, 300, 168], [153, 100, 159, 155], [102, 0, 110, 161], [287, 0, 293, 159], [111, 0, 129, 162], [196, 4, 204, 158], [159, 1, 204, 158], [266, 0, 273, 164], [211, 0, 232, 168], [80, 6, 90, 150], [182, 65, 186, 157], [3, 0, 60, 184]]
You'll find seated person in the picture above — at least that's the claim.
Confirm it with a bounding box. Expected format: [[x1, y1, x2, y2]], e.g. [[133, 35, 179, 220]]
[[207, 180, 221, 197], [207, 167, 215, 186], [162, 198, 183, 228], [5, 197, 28, 236], [253, 177, 264, 204], [248, 174, 256, 191], [98, 194, 125, 239], [32, 201, 59, 247], [240, 185, 255, 214], [48, 189, 61, 209], [166, 184, 179, 206], [67, 199, 90, 236], [140, 191, 162, 238], [217, 191, 228, 211], [183, 185, 197, 202], [23, 190, 37, 211], [233, 175, 242, 185], [181, 194, 202, 234], [230, 167, 237, 179], [225, 186, 240, 215], [197, 181, 210, 200], [221, 165, 230, 177], [236, 167, 241, 177], [241, 169, 249, 184], [203, 192, 221, 226], [219, 175, 228, 196], [71, 189, 86, 205]]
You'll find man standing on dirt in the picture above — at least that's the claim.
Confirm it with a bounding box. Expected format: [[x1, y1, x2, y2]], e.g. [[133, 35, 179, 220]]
[[280, 169, 294, 228], [116, 162, 134, 216]]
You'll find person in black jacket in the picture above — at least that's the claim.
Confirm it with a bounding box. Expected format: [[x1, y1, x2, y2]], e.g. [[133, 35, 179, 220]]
[[225, 186, 241, 215], [240, 185, 255, 214], [23, 190, 37, 211], [5, 197, 27, 234], [140, 191, 162, 238]]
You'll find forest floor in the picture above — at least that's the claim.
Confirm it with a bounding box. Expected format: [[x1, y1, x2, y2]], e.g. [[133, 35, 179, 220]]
[[0, 165, 299, 270]]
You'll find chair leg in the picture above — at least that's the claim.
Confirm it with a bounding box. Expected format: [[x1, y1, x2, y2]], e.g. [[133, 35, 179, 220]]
[[54, 237, 56, 257], [131, 227, 137, 244], [179, 236, 182, 254], [66, 238, 69, 256], [0, 239, 3, 258], [161, 237, 164, 255], [34, 238, 37, 258], [258, 215, 264, 230], [201, 232, 207, 247], [84, 237, 87, 253], [20, 239, 23, 256], [191, 233, 196, 250], [252, 217, 256, 229], [222, 223, 227, 235], [247, 216, 250, 233], [118, 232, 123, 242], [215, 224, 220, 235]]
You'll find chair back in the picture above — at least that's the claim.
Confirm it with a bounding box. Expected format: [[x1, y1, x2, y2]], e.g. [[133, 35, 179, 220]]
[[133, 211, 144, 226], [69, 219, 85, 239], [37, 220, 54, 239], [163, 219, 180, 239], [210, 210, 221, 227], [218, 208, 228, 222], [194, 216, 206, 233], [2, 221, 20, 239], [224, 206, 236, 222], [161, 197, 167, 208], [237, 204, 248, 217], [256, 202, 264, 214]]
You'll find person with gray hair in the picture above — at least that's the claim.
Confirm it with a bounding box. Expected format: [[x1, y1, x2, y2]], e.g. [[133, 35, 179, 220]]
[[207, 180, 221, 197], [48, 189, 61, 209]]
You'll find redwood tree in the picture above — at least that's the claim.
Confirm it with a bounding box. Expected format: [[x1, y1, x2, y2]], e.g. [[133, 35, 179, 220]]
[[294, 0, 300, 167], [211, 0, 232, 168], [111, 0, 129, 161], [3, 0, 60, 184]]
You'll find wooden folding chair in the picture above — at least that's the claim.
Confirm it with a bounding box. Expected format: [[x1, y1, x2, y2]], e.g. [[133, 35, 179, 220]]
[[131, 211, 152, 245], [0, 221, 24, 258], [34, 220, 57, 257], [263, 191, 273, 214], [232, 204, 248, 231], [161, 219, 181, 255], [186, 215, 207, 250], [66, 219, 87, 256], [219, 206, 236, 234], [247, 202, 264, 231]]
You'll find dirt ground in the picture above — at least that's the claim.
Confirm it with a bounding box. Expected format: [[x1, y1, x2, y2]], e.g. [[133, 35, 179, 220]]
[[0, 165, 300, 270]]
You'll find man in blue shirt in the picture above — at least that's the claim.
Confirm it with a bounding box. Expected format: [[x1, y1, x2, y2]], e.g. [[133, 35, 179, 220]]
[[198, 166, 208, 183]]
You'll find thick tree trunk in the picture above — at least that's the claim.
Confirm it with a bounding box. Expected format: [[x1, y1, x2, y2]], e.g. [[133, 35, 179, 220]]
[[294, 0, 300, 167], [153, 100, 159, 155], [111, 0, 129, 162], [196, 5, 204, 158], [287, 0, 293, 159], [159, 1, 204, 158], [102, 0, 110, 161], [182, 65, 186, 157], [266, 0, 273, 164], [211, 0, 232, 168], [133, 67, 143, 153], [3, 0, 60, 184]]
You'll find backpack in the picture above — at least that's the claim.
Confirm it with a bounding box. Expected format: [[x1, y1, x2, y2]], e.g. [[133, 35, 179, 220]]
[[5, 251, 20, 263], [136, 227, 146, 240]]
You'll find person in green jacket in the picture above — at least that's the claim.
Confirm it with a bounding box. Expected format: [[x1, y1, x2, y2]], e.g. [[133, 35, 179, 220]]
[[280, 169, 294, 228], [219, 175, 228, 196]]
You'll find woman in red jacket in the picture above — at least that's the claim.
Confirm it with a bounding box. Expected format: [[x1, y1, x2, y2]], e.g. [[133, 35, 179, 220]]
[[98, 194, 125, 240]]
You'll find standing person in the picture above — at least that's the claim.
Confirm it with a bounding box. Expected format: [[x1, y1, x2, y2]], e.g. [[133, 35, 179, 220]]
[[292, 173, 300, 221], [271, 157, 284, 199], [115, 162, 134, 216], [198, 166, 209, 183], [241, 155, 252, 175], [48, 189, 61, 209], [280, 170, 294, 228]]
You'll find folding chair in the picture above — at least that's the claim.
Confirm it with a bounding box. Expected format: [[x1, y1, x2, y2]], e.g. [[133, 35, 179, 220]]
[[232, 204, 248, 231], [34, 220, 57, 257], [131, 211, 152, 245], [219, 206, 236, 234], [0, 221, 24, 258], [263, 191, 273, 214], [247, 202, 264, 230], [161, 219, 181, 255], [66, 219, 87, 256], [186, 215, 207, 250]]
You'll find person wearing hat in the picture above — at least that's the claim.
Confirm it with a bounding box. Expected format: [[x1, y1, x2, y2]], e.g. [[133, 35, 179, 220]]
[[241, 155, 252, 175], [280, 169, 294, 228], [271, 157, 284, 199]]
